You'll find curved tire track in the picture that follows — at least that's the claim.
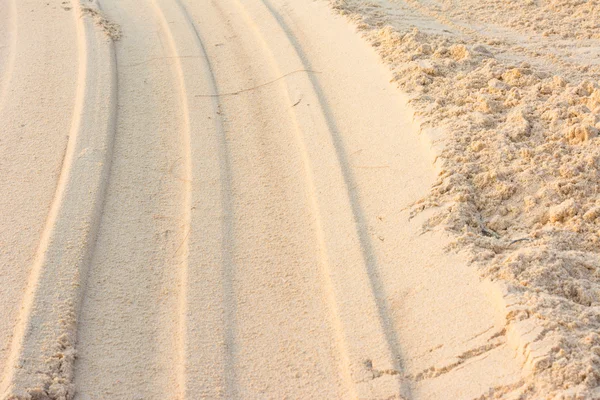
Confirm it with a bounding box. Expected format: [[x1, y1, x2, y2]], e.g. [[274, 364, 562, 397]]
[[226, 0, 409, 397], [0, 0, 528, 398], [150, 0, 234, 397], [0, 0, 117, 398]]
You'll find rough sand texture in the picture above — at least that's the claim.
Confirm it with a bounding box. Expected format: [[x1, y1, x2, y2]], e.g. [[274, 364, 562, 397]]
[[0, 0, 531, 399], [329, 0, 600, 398]]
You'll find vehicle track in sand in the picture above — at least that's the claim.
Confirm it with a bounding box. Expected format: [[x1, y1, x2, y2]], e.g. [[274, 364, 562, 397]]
[[0, 0, 525, 399], [71, 0, 406, 398], [0, 0, 404, 397], [0, 0, 116, 398]]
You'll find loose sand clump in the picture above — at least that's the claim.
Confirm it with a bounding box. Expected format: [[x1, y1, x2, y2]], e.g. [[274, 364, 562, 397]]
[[80, 5, 121, 41], [331, 0, 600, 397]]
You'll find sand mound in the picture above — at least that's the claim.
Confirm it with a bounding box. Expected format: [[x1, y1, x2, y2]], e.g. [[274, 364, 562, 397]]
[[330, 0, 600, 397]]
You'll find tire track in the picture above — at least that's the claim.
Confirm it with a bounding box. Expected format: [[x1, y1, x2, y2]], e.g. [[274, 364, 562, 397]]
[[146, 3, 193, 396], [0, 0, 117, 398], [225, 0, 409, 398], [181, 0, 353, 397], [149, 0, 235, 398], [72, 0, 226, 397], [0, 0, 528, 398]]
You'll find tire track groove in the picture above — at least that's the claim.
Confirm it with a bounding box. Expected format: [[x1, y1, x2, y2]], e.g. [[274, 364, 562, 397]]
[[150, 0, 235, 397], [228, 0, 410, 398], [0, 1, 117, 398]]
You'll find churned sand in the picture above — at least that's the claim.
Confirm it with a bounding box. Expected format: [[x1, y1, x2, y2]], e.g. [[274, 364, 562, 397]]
[[332, 0, 600, 397], [1, 0, 596, 399]]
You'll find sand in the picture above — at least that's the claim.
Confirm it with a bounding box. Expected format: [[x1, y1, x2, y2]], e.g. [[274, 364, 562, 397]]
[[330, 0, 600, 398], [0, 0, 593, 399]]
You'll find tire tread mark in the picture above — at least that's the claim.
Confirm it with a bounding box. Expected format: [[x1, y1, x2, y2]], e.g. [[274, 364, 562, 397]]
[[150, 0, 235, 398], [227, 0, 410, 398], [0, 1, 117, 398]]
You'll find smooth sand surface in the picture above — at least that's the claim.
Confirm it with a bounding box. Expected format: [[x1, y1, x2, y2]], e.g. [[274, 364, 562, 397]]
[[0, 1, 522, 399]]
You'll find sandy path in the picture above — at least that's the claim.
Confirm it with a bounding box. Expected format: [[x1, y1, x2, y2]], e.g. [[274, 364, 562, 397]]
[[1, 0, 523, 399]]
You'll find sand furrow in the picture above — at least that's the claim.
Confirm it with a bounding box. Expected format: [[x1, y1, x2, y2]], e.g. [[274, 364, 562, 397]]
[[0, 0, 80, 379], [0, 1, 118, 398], [180, 0, 352, 397], [227, 0, 408, 397], [72, 0, 194, 398], [149, 0, 235, 397], [146, 3, 194, 397]]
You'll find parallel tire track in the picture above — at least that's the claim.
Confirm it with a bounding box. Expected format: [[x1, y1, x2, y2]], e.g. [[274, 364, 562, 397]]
[[150, 0, 234, 397], [226, 0, 409, 398], [0, 1, 117, 398]]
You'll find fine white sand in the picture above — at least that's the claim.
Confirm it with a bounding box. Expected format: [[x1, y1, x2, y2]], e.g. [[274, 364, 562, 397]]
[[0, 0, 564, 399]]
